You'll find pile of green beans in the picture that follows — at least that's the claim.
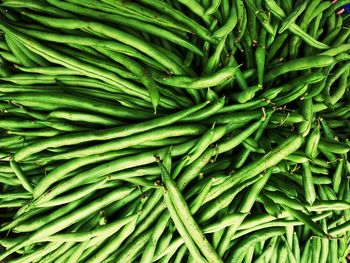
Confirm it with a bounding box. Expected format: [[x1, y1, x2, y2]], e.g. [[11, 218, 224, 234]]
[[0, 0, 350, 262]]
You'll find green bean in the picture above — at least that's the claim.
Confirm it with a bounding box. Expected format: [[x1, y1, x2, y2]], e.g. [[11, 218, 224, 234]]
[[1, 1, 350, 260], [267, 178, 300, 198], [35, 139, 197, 204], [47, 110, 123, 126], [217, 171, 271, 256], [15, 66, 81, 75], [2, 75, 124, 95], [241, 112, 273, 164], [0, 187, 134, 261], [0, 203, 50, 232], [332, 28, 350, 47], [96, 47, 161, 111], [110, 228, 152, 263], [318, 139, 350, 154], [300, 237, 311, 263], [306, 124, 321, 158], [0, 38, 10, 51], [288, 172, 332, 186], [203, 36, 227, 75], [323, 26, 342, 46], [290, 1, 320, 54], [319, 118, 336, 142], [14, 101, 208, 161], [0, 74, 86, 86], [257, 193, 281, 217], [48, 0, 203, 56], [0, 117, 44, 129], [22, 12, 188, 74], [226, 56, 249, 92], [291, 232, 300, 262], [2, 91, 153, 119], [172, 245, 187, 263], [265, 56, 335, 82], [0, 162, 40, 174], [218, 119, 265, 154], [47, 44, 142, 80], [0, 192, 31, 200], [340, 238, 350, 259], [284, 152, 309, 163], [205, 0, 221, 15], [302, 161, 317, 205], [279, 0, 308, 34], [202, 212, 247, 234], [140, 212, 170, 263], [158, 152, 222, 263], [206, 134, 304, 203], [183, 97, 225, 122], [282, 205, 328, 238], [319, 185, 337, 202], [9, 158, 34, 193], [328, 239, 338, 263], [307, 1, 331, 24], [277, 241, 288, 263], [125, 0, 215, 43], [12, 36, 51, 67], [211, 213, 226, 250], [206, 109, 265, 124], [87, 216, 138, 262], [36, 180, 107, 208], [327, 69, 349, 106], [37, 120, 89, 132], [191, 179, 217, 214], [198, 176, 260, 225], [267, 32, 289, 62], [264, 190, 306, 211], [235, 0, 247, 42], [1, 31, 180, 111], [12, 194, 93, 233], [175, 0, 212, 25], [213, 2, 237, 38], [227, 227, 285, 262], [266, 0, 329, 49], [162, 187, 206, 263], [323, 61, 350, 102], [255, 46, 266, 87], [0, 200, 28, 208], [9, 242, 63, 263], [242, 245, 254, 263], [4, 33, 36, 67], [321, 43, 350, 57], [298, 98, 314, 137], [66, 239, 90, 262], [3, 106, 45, 120], [46, 124, 204, 160], [246, 0, 274, 35], [0, 23, 165, 104], [153, 65, 238, 89], [311, 237, 322, 263], [182, 126, 224, 166], [2, 0, 73, 18], [153, 230, 175, 261], [71, 0, 189, 31], [27, 214, 135, 245], [46, 242, 78, 263], [329, 220, 350, 237], [332, 158, 344, 194]]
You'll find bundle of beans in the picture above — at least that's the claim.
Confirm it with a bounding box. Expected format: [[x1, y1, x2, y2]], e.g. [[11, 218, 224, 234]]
[[0, 0, 350, 262]]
